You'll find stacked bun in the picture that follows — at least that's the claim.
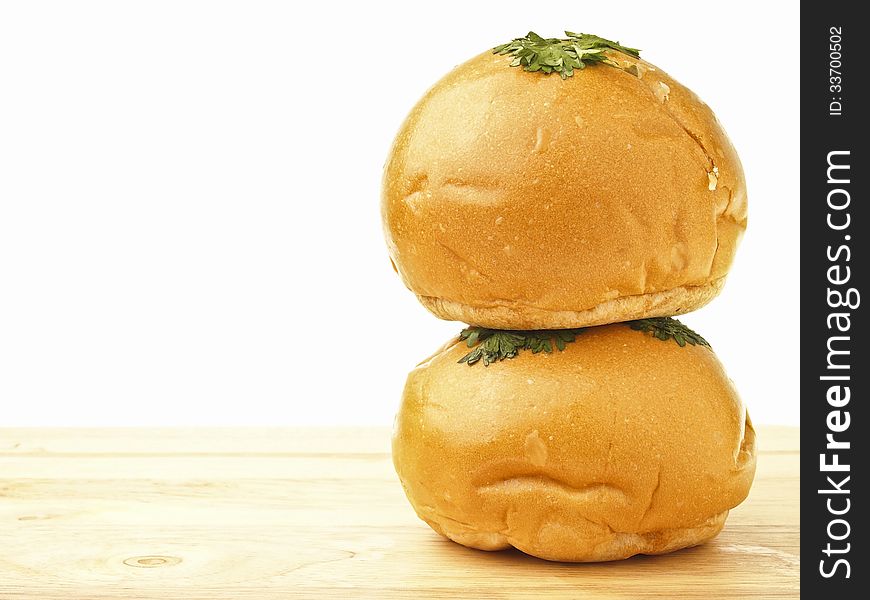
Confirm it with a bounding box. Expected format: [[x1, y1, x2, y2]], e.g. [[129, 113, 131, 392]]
[[382, 32, 755, 562]]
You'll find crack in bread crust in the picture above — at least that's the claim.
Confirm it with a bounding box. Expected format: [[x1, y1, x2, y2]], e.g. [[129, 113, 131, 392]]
[[478, 476, 628, 503]]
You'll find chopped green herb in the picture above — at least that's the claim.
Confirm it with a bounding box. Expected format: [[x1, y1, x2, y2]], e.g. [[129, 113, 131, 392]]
[[493, 31, 640, 79], [628, 317, 711, 348], [458, 326, 585, 366]]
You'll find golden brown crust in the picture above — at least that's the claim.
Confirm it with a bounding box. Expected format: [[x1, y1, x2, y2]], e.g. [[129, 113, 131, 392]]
[[392, 324, 756, 562], [416, 277, 725, 330], [382, 51, 747, 329], [421, 508, 729, 563]]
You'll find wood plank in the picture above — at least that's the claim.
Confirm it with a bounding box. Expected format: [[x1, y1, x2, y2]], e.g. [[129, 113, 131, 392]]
[[0, 427, 799, 598]]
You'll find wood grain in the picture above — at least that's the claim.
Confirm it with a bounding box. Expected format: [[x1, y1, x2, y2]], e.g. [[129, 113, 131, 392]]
[[0, 427, 799, 598]]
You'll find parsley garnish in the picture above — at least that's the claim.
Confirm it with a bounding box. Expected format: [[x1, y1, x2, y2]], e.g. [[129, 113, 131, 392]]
[[457, 317, 709, 367], [493, 31, 640, 79], [628, 317, 711, 348], [458, 327, 584, 366]]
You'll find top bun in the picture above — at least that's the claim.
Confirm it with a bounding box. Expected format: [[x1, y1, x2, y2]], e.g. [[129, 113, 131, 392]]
[[382, 44, 747, 329]]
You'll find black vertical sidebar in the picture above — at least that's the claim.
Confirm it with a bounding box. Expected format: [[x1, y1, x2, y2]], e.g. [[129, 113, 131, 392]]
[[801, 4, 867, 597]]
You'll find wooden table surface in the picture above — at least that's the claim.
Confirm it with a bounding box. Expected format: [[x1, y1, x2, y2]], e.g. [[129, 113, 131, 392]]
[[0, 426, 799, 599]]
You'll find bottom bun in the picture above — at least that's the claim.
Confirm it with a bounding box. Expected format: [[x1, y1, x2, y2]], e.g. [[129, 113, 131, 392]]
[[423, 507, 728, 563], [392, 323, 756, 562]]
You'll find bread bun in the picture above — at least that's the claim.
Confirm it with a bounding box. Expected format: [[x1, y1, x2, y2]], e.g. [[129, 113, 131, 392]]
[[382, 50, 747, 329], [392, 323, 756, 562]]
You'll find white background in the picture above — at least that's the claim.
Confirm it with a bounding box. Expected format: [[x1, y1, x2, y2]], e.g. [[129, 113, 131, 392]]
[[0, 1, 799, 426]]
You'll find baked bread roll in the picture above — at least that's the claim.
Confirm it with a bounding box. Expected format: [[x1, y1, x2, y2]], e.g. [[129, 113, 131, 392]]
[[382, 41, 747, 329], [392, 320, 756, 562]]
